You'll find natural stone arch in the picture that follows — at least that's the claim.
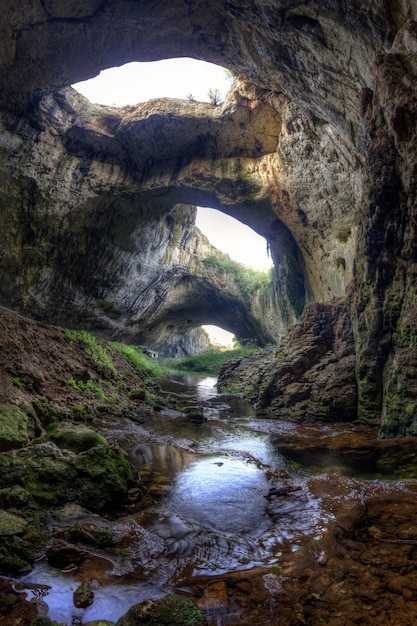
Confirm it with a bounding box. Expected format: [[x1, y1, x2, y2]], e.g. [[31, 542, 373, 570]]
[[0, 85, 311, 348]]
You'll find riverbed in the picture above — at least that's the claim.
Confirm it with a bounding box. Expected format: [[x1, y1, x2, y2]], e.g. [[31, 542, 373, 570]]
[[17, 375, 417, 625]]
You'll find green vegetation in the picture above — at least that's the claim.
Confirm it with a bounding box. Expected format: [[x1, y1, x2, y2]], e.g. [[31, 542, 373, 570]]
[[202, 252, 274, 298], [116, 594, 204, 626], [111, 342, 167, 378], [66, 378, 117, 402], [167, 345, 259, 376], [66, 329, 115, 372], [12, 376, 25, 388], [207, 87, 222, 105]]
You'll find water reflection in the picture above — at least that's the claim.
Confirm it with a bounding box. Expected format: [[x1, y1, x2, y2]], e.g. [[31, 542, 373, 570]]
[[164, 456, 271, 536]]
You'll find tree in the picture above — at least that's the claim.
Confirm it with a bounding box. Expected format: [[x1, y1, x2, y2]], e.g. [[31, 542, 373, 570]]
[[207, 87, 222, 106]]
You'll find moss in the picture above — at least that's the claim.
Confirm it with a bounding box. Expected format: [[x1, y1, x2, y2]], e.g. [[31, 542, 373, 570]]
[[31, 397, 69, 427], [66, 328, 116, 374], [356, 374, 381, 425], [116, 594, 204, 626], [46, 422, 108, 453], [0, 486, 32, 509], [74, 445, 136, 512], [0, 513, 44, 576], [0, 405, 29, 451], [0, 510, 28, 536]]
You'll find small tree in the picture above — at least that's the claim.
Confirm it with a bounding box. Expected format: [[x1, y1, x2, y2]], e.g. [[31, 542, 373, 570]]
[[207, 87, 222, 106]]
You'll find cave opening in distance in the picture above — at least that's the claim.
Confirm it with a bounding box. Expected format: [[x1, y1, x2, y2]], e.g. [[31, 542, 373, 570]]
[[196, 207, 273, 347]]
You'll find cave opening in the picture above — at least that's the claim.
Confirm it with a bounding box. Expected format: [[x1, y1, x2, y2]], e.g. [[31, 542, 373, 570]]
[[72, 58, 231, 107], [195, 206, 273, 348]]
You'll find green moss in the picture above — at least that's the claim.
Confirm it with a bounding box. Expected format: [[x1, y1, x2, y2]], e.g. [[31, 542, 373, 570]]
[[356, 374, 381, 425], [66, 329, 115, 373], [116, 594, 204, 626], [46, 422, 108, 453], [74, 445, 136, 512], [0, 405, 29, 451], [0, 510, 28, 536]]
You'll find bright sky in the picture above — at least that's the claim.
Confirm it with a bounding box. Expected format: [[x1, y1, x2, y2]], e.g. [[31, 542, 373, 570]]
[[73, 58, 231, 105], [73, 60, 273, 347]]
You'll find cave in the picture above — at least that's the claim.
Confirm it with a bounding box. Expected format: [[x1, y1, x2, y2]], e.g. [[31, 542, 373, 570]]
[[0, 2, 417, 624]]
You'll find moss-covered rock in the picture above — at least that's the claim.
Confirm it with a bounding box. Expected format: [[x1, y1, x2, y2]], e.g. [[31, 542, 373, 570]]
[[0, 486, 33, 510], [0, 405, 29, 451], [0, 510, 28, 536], [116, 594, 205, 626], [46, 422, 108, 453], [0, 439, 136, 513], [0, 511, 44, 575], [74, 444, 136, 511]]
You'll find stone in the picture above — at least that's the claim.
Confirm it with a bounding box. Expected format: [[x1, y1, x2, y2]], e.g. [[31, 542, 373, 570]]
[[0, 510, 28, 536], [46, 422, 108, 453], [73, 581, 95, 608], [0, 405, 29, 451]]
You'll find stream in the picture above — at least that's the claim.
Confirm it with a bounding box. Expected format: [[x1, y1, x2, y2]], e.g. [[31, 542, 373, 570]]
[[17, 375, 417, 624]]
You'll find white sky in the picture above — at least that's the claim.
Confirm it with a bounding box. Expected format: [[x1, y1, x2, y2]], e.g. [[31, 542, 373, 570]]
[[73, 58, 231, 105], [73, 60, 272, 346]]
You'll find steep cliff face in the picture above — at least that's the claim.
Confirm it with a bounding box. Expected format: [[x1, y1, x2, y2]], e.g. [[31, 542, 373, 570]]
[[0, 1, 416, 434]]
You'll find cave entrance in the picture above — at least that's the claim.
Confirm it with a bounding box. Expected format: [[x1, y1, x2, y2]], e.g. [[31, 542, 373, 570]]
[[196, 206, 273, 349], [73, 58, 231, 106]]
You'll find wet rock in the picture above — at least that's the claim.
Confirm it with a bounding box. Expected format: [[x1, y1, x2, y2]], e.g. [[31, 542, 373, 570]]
[[73, 581, 95, 608], [67, 523, 114, 548], [46, 538, 88, 568], [0, 510, 28, 536], [115, 594, 204, 625], [196, 580, 228, 611], [0, 437, 136, 523], [46, 422, 108, 453], [0, 405, 29, 451]]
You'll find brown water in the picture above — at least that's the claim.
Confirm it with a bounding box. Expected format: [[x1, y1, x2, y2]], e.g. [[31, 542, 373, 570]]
[[18, 375, 417, 624]]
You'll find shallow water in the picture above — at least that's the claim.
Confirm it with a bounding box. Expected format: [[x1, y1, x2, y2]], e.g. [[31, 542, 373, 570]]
[[19, 375, 417, 623]]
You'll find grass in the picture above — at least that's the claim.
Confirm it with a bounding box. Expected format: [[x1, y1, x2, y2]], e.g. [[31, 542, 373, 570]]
[[66, 329, 115, 372], [111, 342, 167, 378], [165, 345, 259, 376]]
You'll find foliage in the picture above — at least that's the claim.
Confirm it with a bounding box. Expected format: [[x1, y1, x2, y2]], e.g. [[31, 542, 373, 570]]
[[111, 343, 167, 378], [207, 87, 222, 105], [202, 252, 274, 297], [167, 345, 259, 376], [224, 69, 236, 84], [66, 329, 115, 373], [66, 378, 117, 401]]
